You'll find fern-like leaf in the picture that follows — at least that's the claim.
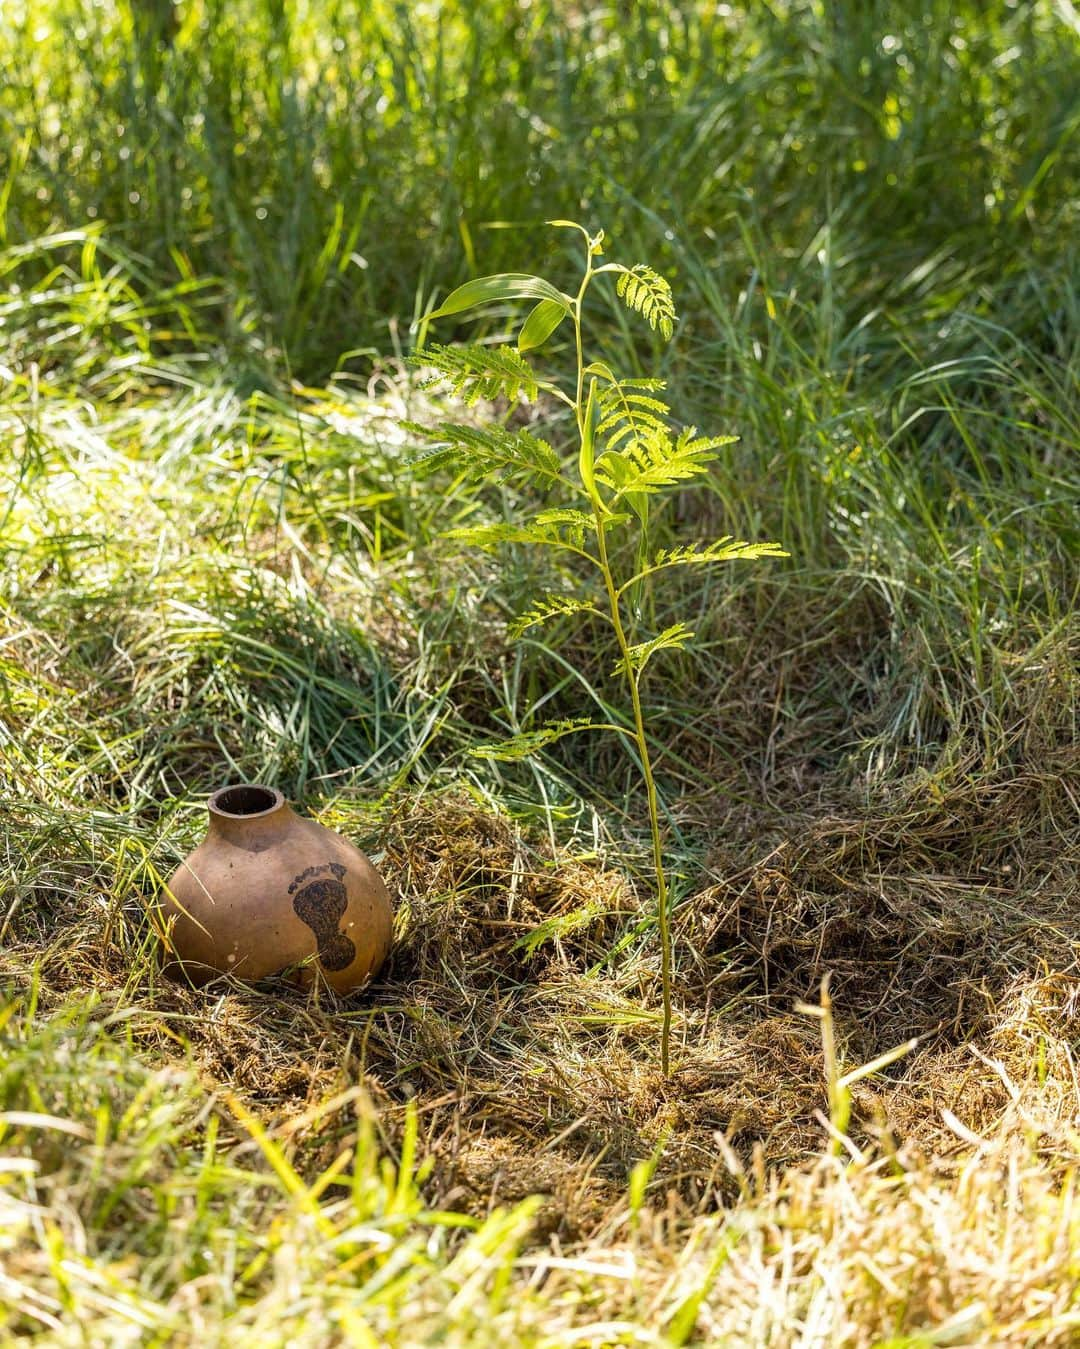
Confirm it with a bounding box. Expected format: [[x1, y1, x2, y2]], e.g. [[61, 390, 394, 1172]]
[[406, 421, 565, 489], [615, 265, 677, 339], [508, 593, 600, 639], [470, 717, 598, 761], [652, 537, 790, 567], [512, 899, 606, 957], [598, 427, 733, 502], [616, 535, 789, 598], [411, 344, 539, 404], [595, 378, 670, 452], [612, 622, 694, 678], [445, 508, 605, 554]]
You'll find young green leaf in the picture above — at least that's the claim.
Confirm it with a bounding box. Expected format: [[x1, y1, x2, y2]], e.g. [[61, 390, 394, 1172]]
[[512, 899, 606, 957], [614, 264, 677, 339], [446, 508, 599, 554], [425, 273, 571, 322], [411, 344, 539, 403], [406, 421, 566, 489], [652, 537, 790, 568], [598, 427, 733, 503], [508, 593, 600, 638], [596, 379, 670, 452], [518, 298, 568, 352], [578, 376, 601, 504], [616, 537, 789, 599], [546, 219, 591, 239], [470, 717, 598, 761], [582, 359, 620, 384], [612, 622, 694, 678]]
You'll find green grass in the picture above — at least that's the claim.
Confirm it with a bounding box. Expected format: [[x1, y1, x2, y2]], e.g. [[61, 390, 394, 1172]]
[[1, 1, 1079, 1343], [5, 0, 1078, 375]]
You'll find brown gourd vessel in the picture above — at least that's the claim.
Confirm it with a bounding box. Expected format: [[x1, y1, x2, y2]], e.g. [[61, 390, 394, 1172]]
[[161, 784, 392, 992]]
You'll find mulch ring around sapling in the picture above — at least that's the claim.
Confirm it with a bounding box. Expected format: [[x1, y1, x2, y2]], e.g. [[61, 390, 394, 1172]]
[[3, 784, 1077, 1246]]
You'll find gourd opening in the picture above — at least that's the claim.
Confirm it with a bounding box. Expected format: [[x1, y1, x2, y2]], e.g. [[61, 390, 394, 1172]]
[[209, 784, 283, 818]]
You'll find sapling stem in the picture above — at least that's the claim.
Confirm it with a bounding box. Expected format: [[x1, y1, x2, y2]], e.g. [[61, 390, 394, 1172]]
[[570, 239, 675, 1075], [412, 219, 785, 1077]]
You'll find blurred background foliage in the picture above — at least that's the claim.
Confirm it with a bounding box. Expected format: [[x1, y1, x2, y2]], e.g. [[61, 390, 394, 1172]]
[[3, 0, 1077, 374]]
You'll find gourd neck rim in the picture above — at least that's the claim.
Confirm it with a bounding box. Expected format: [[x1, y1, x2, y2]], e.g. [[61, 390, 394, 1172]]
[[208, 784, 286, 821]]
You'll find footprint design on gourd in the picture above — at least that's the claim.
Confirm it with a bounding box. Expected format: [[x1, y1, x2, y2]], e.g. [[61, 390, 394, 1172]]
[[289, 862, 356, 972]]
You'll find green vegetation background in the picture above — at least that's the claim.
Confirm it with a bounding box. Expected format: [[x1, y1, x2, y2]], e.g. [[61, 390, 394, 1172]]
[[1, 1, 1078, 1343]]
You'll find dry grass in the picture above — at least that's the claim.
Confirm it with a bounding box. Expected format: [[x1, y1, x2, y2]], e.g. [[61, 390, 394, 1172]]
[[3, 759, 1079, 1341], [2, 1, 1079, 1327]]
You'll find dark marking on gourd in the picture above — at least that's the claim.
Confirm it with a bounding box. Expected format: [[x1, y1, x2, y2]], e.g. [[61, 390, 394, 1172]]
[[290, 863, 355, 972], [289, 861, 345, 894]]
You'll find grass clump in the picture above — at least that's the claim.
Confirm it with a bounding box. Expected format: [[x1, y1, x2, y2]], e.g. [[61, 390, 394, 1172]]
[[1, 1, 1079, 1343]]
